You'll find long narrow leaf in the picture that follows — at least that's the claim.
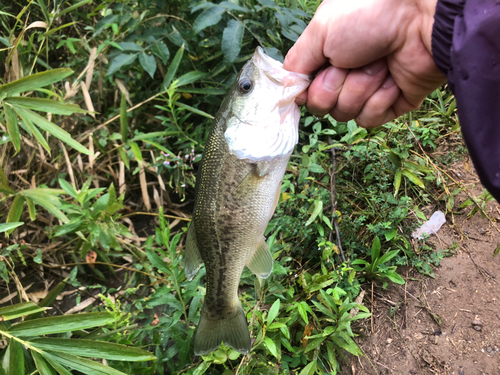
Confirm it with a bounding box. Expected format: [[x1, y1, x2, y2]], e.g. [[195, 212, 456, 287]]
[[8, 312, 117, 337], [13, 106, 91, 155], [6, 97, 87, 115], [31, 338, 155, 361], [42, 351, 127, 375], [32, 351, 57, 375], [3, 338, 24, 375], [6, 195, 25, 235], [4, 103, 20, 152], [0, 222, 24, 233], [162, 44, 184, 91], [0, 302, 46, 321], [222, 20, 244, 63], [15, 108, 50, 153], [0, 68, 73, 96]]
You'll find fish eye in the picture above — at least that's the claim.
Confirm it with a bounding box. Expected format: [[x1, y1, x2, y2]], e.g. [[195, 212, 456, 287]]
[[238, 78, 253, 94]]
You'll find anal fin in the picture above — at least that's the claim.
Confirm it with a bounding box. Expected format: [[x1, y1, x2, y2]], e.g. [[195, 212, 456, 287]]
[[246, 237, 273, 279], [184, 221, 203, 281]]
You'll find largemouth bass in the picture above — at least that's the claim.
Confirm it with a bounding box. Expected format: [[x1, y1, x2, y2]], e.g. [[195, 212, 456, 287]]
[[185, 47, 310, 355]]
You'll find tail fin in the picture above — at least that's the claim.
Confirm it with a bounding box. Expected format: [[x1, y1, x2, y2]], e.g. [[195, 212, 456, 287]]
[[194, 303, 251, 355]]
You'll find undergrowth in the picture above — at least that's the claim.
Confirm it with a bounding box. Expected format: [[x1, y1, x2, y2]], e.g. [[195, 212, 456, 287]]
[[0, 0, 471, 374]]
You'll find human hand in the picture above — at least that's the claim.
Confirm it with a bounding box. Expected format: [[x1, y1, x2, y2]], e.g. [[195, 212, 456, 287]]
[[283, 0, 447, 128]]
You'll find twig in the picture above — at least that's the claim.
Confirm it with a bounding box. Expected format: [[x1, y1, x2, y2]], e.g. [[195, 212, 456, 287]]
[[327, 137, 346, 262]]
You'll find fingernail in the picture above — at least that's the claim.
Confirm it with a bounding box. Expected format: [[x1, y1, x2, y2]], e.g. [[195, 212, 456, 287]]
[[382, 75, 396, 89], [363, 60, 386, 76], [322, 66, 345, 91]]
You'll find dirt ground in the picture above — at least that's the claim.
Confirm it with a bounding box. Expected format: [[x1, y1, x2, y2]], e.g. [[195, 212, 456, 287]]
[[349, 162, 500, 375]]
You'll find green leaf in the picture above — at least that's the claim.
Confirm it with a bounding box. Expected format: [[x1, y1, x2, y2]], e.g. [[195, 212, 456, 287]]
[[0, 222, 23, 234], [8, 312, 117, 336], [120, 93, 128, 143], [0, 302, 46, 321], [297, 302, 308, 324], [128, 141, 142, 162], [57, 0, 92, 18], [305, 336, 326, 353], [106, 54, 138, 76], [494, 243, 500, 257], [393, 168, 402, 196], [59, 179, 77, 199], [19, 189, 69, 223], [6, 195, 25, 235], [174, 71, 207, 88], [139, 52, 156, 78], [305, 199, 322, 226], [15, 107, 51, 153], [42, 352, 72, 375], [5, 97, 87, 115], [3, 338, 24, 375], [175, 102, 214, 119], [192, 361, 211, 375], [402, 169, 425, 189], [151, 41, 170, 63], [146, 249, 170, 275], [267, 299, 280, 325], [264, 337, 278, 359], [377, 249, 400, 265], [4, 103, 20, 153], [307, 163, 325, 174], [41, 351, 127, 375], [13, 106, 91, 155], [193, 6, 225, 34], [31, 338, 155, 361], [371, 236, 381, 262], [0, 68, 73, 97], [162, 44, 184, 90], [32, 351, 57, 375], [221, 20, 244, 63], [26, 197, 36, 221], [298, 360, 317, 375], [385, 271, 405, 285]]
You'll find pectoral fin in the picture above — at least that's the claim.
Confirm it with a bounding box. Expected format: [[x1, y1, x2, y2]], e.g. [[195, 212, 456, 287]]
[[246, 237, 273, 279], [184, 222, 203, 281]]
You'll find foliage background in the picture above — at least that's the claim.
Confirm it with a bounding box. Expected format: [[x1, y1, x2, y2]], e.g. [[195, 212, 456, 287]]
[[0, 0, 472, 374]]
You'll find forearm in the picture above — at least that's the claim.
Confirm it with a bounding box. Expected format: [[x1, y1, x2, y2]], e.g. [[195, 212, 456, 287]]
[[431, 0, 500, 201]]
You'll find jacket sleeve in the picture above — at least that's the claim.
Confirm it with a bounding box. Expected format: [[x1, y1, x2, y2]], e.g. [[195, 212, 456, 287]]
[[432, 0, 500, 202]]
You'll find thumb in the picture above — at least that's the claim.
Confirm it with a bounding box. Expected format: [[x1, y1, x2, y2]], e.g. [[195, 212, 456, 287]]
[[283, 23, 327, 75]]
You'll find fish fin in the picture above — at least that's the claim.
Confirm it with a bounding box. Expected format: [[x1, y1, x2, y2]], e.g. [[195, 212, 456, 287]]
[[271, 183, 282, 214], [184, 222, 203, 281], [246, 237, 273, 279], [194, 303, 251, 355]]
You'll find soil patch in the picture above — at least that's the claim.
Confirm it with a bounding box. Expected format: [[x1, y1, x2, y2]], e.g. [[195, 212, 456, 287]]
[[350, 161, 500, 375]]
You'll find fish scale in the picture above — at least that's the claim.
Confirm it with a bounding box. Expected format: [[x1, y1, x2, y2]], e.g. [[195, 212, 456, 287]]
[[184, 47, 310, 355]]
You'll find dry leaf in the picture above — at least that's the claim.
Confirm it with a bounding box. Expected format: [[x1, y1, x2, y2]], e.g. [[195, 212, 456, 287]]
[[301, 322, 315, 350], [81, 81, 95, 119], [139, 161, 151, 211], [115, 78, 132, 106], [151, 313, 160, 326], [85, 47, 97, 89], [86, 250, 97, 268]]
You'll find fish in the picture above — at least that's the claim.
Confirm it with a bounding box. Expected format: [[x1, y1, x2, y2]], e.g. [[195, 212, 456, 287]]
[[184, 46, 310, 356]]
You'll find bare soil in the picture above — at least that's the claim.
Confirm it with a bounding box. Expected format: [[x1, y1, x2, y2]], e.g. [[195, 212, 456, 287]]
[[349, 162, 500, 375]]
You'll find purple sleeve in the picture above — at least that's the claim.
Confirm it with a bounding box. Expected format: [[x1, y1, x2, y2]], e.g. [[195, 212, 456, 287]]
[[431, 0, 500, 202]]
